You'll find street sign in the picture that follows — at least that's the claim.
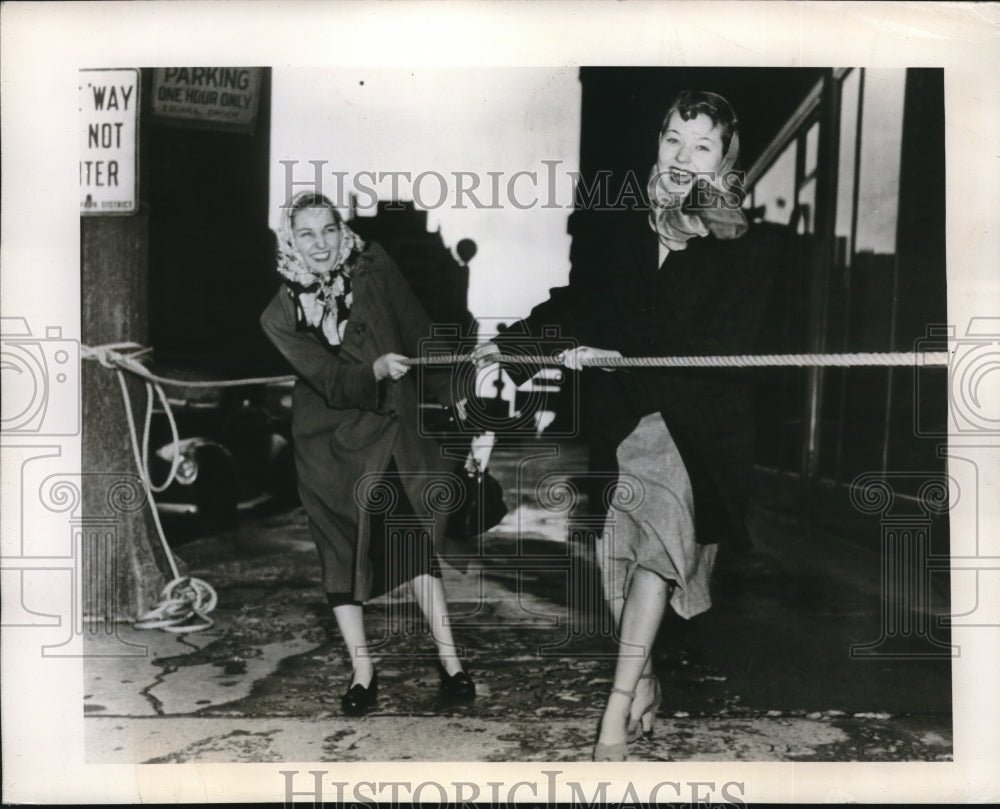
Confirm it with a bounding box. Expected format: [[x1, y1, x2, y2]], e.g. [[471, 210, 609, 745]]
[[151, 67, 263, 133], [80, 68, 140, 216]]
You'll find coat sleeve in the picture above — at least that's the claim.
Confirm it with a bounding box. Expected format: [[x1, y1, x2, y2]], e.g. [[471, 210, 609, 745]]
[[380, 249, 456, 406], [260, 288, 382, 410]]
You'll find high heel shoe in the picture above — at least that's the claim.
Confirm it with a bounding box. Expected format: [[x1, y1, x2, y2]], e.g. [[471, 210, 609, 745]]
[[627, 673, 662, 742], [437, 661, 476, 701], [592, 687, 634, 762], [341, 669, 378, 716]]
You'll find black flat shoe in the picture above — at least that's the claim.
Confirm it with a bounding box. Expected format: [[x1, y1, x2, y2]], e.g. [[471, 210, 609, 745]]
[[341, 670, 378, 716], [438, 662, 475, 701]]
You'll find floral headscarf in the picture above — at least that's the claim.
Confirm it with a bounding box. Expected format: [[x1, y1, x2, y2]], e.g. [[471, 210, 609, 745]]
[[647, 111, 749, 252], [276, 192, 365, 345]]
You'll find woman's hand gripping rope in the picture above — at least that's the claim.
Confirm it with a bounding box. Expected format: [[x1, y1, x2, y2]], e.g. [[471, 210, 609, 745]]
[[556, 346, 623, 372], [374, 352, 411, 382]]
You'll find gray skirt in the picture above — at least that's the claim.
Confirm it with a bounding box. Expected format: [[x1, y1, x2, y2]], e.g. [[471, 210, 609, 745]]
[[598, 413, 717, 620]]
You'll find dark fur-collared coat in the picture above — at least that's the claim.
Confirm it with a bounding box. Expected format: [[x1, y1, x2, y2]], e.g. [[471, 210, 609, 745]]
[[261, 242, 455, 600]]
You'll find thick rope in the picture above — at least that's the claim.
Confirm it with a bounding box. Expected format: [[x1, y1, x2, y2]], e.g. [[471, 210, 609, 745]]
[[402, 350, 952, 368], [81, 341, 950, 632], [83, 343, 952, 380], [81, 344, 296, 388]]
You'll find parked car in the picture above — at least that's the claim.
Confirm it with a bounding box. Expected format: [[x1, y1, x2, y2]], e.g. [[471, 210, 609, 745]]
[[148, 380, 297, 537]]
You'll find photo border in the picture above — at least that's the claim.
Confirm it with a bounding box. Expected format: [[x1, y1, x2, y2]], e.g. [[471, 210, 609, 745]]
[[2, 1, 998, 803]]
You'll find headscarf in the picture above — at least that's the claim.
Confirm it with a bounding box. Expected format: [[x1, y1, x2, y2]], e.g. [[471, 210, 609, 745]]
[[276, 192, 365, 345], [647, 116, 749, 252]]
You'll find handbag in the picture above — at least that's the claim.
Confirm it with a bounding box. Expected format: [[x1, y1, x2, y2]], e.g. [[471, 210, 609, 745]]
[[446, 434, 508, 541]]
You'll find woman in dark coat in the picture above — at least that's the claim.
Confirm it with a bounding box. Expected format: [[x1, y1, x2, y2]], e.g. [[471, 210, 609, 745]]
[[479, 90, 788, 759], [261, 192, 474, 715]]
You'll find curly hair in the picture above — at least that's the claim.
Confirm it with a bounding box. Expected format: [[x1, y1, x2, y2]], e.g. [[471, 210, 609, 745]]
[[660, 89, 739, 155]]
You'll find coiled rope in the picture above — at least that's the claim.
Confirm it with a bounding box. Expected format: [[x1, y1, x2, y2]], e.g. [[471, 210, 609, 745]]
[[82, 342, 950, 630]]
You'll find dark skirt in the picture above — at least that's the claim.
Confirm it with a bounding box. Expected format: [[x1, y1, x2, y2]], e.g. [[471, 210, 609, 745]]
[[319, 457, 441, 608]]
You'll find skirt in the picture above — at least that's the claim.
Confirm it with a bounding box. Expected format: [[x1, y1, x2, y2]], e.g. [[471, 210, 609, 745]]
[[366, 458, 442, 599], [598, 413, 717, 620], [316, 457, 441, 607]]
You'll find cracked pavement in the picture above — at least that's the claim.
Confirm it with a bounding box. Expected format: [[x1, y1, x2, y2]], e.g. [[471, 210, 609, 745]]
[[84, 441, 953, 763]]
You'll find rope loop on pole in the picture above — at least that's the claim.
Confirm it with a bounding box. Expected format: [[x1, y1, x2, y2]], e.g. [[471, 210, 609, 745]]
[[84, 343, 224, 633]]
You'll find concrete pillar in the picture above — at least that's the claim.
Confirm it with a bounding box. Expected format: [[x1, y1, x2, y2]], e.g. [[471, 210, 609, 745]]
[[81, 211, 171, 621]]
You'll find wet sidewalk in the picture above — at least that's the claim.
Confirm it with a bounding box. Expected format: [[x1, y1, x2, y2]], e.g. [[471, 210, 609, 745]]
[[84, 441, 953, 763]]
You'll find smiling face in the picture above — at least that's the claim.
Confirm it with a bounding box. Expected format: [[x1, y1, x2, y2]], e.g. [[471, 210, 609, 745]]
[[291, 206, 343, 275], [655, 111, 726, 198]]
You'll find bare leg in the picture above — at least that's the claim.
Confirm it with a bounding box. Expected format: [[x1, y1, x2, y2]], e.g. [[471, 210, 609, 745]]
[[332, 603, 374, 686], [597, 567, 670, 747], [629, 655, 658, 731], [410, 573, 464, 675], [606, 577, 660, 730]]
